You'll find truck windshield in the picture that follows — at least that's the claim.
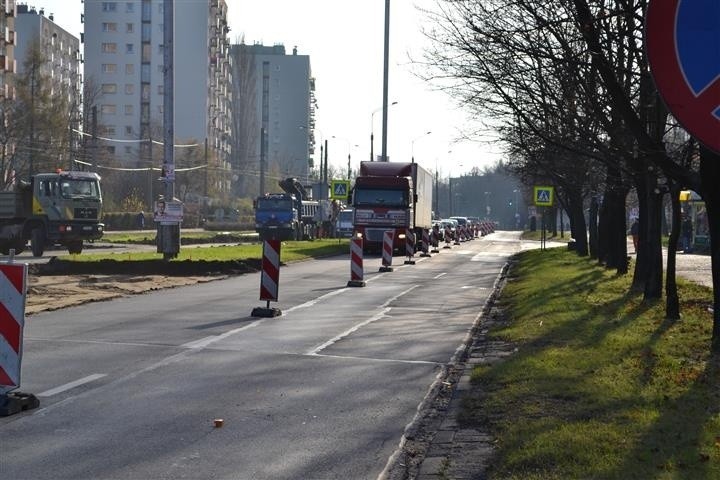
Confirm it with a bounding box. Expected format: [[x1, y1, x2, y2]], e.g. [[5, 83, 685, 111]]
[[354, 188, 406, 207], [60, 179, 100, 199], [257, 198, 293, 210]]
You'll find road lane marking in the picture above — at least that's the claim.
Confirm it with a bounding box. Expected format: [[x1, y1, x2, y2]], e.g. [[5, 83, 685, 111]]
[[310, 353, 440, 366], [38, 374, 107, 397], [181, 320, 262, 349], [433, 272, 447, 279], [307, 285, 420, 355]]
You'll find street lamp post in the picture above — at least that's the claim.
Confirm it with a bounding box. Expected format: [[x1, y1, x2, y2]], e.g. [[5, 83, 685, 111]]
[[332, 136, 358, 179], [411, 131, 432, 163], [370, 101, 398, 162]]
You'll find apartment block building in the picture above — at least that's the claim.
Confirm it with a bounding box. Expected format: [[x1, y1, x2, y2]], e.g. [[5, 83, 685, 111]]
[[0, 0, 16, 101], [15, 5, 81, 99], [230, 43, 315, 196], [83, 0, 232, 193]]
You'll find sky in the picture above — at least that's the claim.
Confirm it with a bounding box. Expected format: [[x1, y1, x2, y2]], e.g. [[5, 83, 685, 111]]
[[27, 0, 504, 178]]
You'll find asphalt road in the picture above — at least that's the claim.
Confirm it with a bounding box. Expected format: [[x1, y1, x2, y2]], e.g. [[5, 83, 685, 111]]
[[0, 231, 527, 480]]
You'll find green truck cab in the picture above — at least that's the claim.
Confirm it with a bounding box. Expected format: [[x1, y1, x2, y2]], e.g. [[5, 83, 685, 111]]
[[0, 171, 104, 256]]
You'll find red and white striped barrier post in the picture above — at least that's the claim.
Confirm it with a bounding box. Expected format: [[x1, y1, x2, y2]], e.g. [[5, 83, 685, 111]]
[[453, 226, 461, 245], [420, 228, 431, 257], [251, 239, 282, 317], [379, 230, 394, 272], [0, 259, 39, 416], [347, 238, 366, 287], [404, 228, 416, 265], [444, 226, 452, 249], [431, 226, 440, 253]]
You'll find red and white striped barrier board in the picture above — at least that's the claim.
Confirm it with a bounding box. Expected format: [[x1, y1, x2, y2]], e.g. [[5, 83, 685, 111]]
[[259, 239, 280, 302], [380, 230, 394, 271], [444, 226, 452, 248], [431, 227, 440, 253], [405, 228, 416, 264], [420, 229, 431, 257], [0, 263, 27, 392], [347, 238, 366, 287]]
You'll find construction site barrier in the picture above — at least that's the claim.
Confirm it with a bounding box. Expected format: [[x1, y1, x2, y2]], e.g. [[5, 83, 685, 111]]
[[379, 230, 394, 272], [0, 259, 39, 416], [347, 238, 366, 287], [251, 239, 282, 317], [404, 228, 416, 265], [420, 229, 431, 257]]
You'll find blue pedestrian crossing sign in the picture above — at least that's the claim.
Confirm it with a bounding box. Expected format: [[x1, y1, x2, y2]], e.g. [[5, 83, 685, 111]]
[[330, 180, 350, 200], [533, 186, 554, 207]]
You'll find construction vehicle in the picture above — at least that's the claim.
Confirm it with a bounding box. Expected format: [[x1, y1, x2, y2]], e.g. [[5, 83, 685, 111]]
[[351, 161, 433, 251], [254, 178, 329, 241], [0, 170, 104, 256]]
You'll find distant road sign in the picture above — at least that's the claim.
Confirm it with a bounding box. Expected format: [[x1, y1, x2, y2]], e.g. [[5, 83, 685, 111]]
[[330, 180, 350, 200], [533, 186, 554, 207], [646, 0, 720, 153]]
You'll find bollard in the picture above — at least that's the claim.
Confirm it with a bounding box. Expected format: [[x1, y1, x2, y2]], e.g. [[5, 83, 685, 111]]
[[404, 228, 416, 265], [0, 261, 39, 416], [379, 230, 394, 272], [420, 228, 431, 257], [251, 239, 282, 317], [444, 226, 452, 249], [453, 226, 461, 245], [347, 238, 366, 287]]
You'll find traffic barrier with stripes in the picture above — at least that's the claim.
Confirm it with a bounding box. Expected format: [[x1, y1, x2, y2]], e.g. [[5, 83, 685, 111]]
[[420, 229, 431, 257], [431, 227, 440, 253], [443, 226, 452, 249], [379, 230, 394, 272], [347, 238, 366, 287], [0, 260, 39, 416], [251, 239, 282, 317], [404, 228, 416, 264]]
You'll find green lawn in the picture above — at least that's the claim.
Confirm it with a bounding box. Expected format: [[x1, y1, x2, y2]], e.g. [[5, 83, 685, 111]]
[[460, 248, 718, 479], [67, 239, 350, 263]]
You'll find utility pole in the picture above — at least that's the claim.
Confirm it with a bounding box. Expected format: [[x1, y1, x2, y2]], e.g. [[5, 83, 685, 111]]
[[380, 0, 390, 162], [157, 0, 179, 260], [259, 127, 266, 196]]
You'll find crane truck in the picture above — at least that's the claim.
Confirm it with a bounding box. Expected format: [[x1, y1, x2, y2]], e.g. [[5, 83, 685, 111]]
[[0, 170, 104, 257], [351, 161, 434, 252]]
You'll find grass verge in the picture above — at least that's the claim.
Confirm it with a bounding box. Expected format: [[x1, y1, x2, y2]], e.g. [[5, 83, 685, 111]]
[[460, 248, 719, 479], [63, 239, 350, 264]]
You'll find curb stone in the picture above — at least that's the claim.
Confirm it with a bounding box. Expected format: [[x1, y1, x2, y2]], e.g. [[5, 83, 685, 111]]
[[383, 262, 517, 480]]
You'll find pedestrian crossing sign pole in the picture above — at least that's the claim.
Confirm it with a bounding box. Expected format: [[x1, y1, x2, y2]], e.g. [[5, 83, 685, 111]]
[[533, 186, 554, 251], [330, 180, 350, 201]]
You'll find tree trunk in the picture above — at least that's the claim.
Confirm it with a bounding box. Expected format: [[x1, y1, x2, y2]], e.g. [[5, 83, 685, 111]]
[[631, 173, 648, 293], [588, 195, 599, 259], [665, 181, 681, 320], [567, 187, 588, 256], [699, 148, 720, 353], [644, 173, 664, 300]]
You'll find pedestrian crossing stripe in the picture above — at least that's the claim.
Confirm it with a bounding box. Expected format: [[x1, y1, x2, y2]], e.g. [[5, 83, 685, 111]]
[[331, 180, 350, 200], [533, 186, 554, 206]]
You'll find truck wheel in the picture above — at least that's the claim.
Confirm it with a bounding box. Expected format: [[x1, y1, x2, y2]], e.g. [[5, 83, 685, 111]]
[[31, 228, 45, 257], [67, 241, 83, 255]]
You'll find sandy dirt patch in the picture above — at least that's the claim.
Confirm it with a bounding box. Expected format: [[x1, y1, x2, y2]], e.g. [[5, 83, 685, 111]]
[[26, 274, 227, 315]]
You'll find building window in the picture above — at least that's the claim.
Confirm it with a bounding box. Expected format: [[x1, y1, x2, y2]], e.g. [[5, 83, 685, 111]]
[[126, 2, 134, 13], [158, 105, 163, 114], [124, 84, 134, 94], [156, 64, 164, 73], [101, 104, 117, 115], [101, 83, 117, 94], [125, 64, 134, 74], [125, 125, 133, 135], [102, 2, 117, 12], [102, 22, 117, 32], [126, 43, 134, 54], [157, 85, 163, 95], [102, 63, 117, 74], [125, 105, 134, 115], [106, 146, 116, 154], [104, 125, 116, 135], [157, 44, 163, 54], [125, 146, 133, 154], [126, 23, 134, 33], [102, 43, 117, 54]]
